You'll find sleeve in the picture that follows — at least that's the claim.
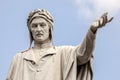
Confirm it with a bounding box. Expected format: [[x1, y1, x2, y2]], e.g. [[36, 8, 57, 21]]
[[6, 55, 17, 80], [75, 28, 96, 65]]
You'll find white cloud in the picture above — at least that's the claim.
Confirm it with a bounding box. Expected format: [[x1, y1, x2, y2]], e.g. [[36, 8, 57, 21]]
[[75, 0, 120, 19]]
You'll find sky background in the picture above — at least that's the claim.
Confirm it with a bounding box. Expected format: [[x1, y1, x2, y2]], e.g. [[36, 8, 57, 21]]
[[0, 0, 120, 80]]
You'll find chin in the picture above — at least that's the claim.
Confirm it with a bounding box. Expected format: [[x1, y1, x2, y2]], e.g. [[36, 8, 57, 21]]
[[34, 37, 50, 43], [35, 39, 43, 42]]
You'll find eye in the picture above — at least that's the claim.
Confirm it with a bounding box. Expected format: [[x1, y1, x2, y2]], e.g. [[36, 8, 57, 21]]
[[40, 23, 46, 28], [31, 24, 37, 28]]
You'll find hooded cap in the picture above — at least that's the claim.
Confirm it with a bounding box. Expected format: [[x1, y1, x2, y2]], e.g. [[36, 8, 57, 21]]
[[27, 9, 54, 48]]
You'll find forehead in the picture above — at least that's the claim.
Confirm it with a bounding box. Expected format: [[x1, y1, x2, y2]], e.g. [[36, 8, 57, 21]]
[[31, 17, 48, 24]]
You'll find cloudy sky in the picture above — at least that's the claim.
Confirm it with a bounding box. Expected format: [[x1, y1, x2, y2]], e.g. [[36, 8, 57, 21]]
[[0, 0, 120, 80]]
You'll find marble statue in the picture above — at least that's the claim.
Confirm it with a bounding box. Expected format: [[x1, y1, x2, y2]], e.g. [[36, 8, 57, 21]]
[[6, 9, 113, 80]]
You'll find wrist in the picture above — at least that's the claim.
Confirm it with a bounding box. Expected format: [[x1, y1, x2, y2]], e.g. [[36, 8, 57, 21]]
[[90, 26, 98, 34]]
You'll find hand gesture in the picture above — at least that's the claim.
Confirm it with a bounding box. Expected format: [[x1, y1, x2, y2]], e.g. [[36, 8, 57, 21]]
[[91, 12, 113, 29]]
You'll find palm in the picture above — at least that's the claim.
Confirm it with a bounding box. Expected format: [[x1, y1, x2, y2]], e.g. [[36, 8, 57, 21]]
[[91, 12, 113, 28]]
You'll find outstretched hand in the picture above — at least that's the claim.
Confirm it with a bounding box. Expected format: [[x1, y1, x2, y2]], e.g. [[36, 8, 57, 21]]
[[91, 12, 113, 29]]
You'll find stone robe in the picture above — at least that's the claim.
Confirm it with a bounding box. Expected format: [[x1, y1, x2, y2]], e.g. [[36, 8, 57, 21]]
[[6, 29, 95, 80]]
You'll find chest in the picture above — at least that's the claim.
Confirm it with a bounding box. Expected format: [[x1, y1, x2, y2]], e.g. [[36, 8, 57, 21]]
[[23, 52, 63, 80]]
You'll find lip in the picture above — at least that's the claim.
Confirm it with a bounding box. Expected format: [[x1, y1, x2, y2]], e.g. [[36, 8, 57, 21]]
[[36, 33, 43, 37]]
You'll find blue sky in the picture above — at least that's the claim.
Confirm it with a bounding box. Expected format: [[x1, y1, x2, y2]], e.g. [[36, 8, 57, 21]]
[[0, 0, 120, 80]]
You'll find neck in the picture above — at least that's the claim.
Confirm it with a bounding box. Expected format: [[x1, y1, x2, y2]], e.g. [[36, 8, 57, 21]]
[[33, 40, 53, 49]]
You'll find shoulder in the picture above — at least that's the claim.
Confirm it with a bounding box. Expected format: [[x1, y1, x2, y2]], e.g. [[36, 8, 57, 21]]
[[55, 45, 76, 51], [20, 49, 31, 54], [13, 48, 31, 58], [56, 45, 75, 49]]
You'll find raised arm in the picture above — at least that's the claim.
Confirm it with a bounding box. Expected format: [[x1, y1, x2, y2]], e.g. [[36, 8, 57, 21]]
[[76, 12, 113, 65]]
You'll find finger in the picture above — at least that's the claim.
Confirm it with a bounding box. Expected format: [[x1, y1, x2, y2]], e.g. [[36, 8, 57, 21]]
[[101, 12, 108, 18], [99, 18, 103, 26], [107, 17, 114, 23], [105, 14, 108, 23], [100, 12, 108, 26], [102, 15, 107, 26], [99, 18, 105, 27], [98, 20, 101, 28]]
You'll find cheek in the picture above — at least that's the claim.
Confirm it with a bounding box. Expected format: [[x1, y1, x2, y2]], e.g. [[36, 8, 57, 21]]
[[30, 30, 36, 37], [46, 29, 50, 36], [44, 27, 49, 34]]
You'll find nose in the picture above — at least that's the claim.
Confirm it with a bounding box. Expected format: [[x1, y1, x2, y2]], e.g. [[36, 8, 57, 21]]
[[37, 24, 42, 31]]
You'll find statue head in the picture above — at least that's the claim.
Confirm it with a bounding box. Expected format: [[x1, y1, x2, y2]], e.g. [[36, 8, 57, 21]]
[[27, 9, 54, 47]]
